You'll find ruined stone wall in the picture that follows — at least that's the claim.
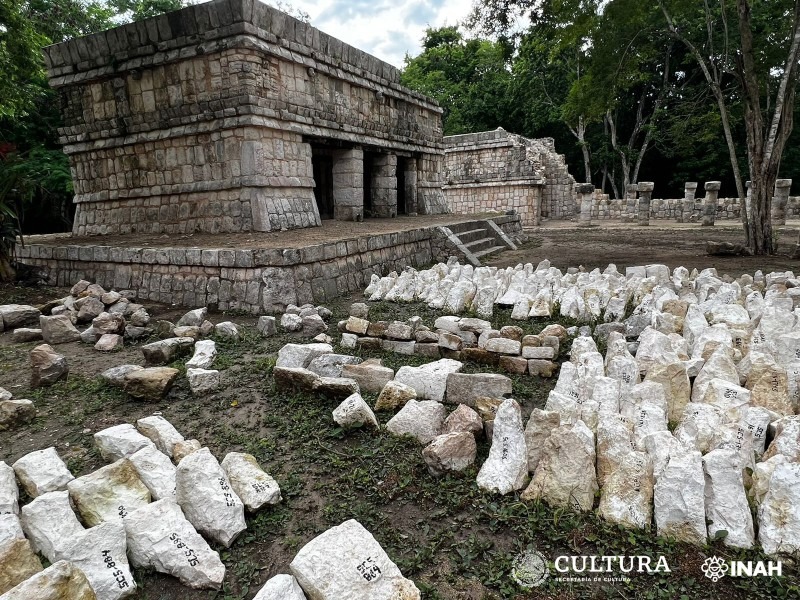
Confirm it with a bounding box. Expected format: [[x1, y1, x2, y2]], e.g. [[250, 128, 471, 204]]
[[45, 0, 446, 235], [442, 129, 576, 226], [586, 194, 800, 221]]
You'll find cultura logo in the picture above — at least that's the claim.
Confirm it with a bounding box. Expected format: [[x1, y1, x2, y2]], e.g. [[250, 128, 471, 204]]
[[511, 548, 549, 588], [701, 556, 729, 582]]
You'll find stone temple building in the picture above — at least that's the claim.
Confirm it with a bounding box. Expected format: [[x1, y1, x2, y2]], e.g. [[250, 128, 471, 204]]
[[43, 0, 447, 236]]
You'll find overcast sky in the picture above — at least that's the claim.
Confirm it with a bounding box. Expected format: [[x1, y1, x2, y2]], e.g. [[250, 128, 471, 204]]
[[283, 0, 474, 68]]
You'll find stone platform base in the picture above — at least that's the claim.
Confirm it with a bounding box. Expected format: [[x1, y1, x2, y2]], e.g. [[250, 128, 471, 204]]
[[16, 215, 522, 313]]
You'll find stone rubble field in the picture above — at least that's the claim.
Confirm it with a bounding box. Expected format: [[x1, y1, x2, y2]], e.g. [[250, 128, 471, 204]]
[[2, 258, 800, 597]]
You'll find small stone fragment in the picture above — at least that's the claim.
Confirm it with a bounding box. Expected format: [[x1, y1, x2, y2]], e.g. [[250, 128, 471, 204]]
[[12, 448, 73, 498], [221, 452, 282, 512], [332, 393, 379, 429], [29, 343, 68, 388]]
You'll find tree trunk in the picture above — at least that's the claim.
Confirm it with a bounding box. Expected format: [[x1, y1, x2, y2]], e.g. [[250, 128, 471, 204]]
[[0, 255, 14, 282]]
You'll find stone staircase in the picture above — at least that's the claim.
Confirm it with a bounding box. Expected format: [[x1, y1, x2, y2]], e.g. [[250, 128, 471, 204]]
[[437, 219, 518, 266]]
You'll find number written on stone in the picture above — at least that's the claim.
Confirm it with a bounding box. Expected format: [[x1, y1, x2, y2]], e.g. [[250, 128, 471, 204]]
[[356, 557, 382, 582], [169, 533, 200, 566], [101, 550, 129, 589]]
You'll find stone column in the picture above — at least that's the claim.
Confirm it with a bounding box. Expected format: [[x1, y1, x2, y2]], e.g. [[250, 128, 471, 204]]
[[680, 182, 697, 223], [332, 148, 364, 221], [404, 158, 418, 216], [637, 182, 654, 226], [577, 183, 595, 227], [371, 154, 398, 218], [772, 179, 792, 225], [702, 181, 721, 226], [624, 184, 638, 222]]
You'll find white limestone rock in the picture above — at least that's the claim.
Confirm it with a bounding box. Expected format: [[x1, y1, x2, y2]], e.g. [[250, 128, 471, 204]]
[[135, 415, 184, 458], [175, 447, 246, 547], [386, 400, 446, 444], [0, 462, 18, 515], [276, 343, 333, 368], [128, 446, 176, 500], [54, 520, 136, 600], [185, 339, 216, 369], [289, 519, 420, 600], [524, 409, 561, 474], [12, 447, 73, 498], [762, 415, 800, 462], [124, 499, 225, 590], [422, 432, 477, 476], [654, 450, 707, 546], [741, 406, 776, 457], [523, 420, 598, 511], [596, 413, 635, 487], [632, 401, 668, 452], [332, 393, 379, 429], [187, 368, 221, 395], [101, 365, 142, 388], [599, 450, 654, 529], [281, 313, 303, 331], [475, 399, 528, 494], [308, 354, 362, 378], [644, 362, 691, 425], [692, 349, 739, 402], [94, 424, 156, 462], [642, 430, 684, 481], [0, 560, 95, 600], [214, 321, 239, 340], [221, 452, 282, 512], [0, 514, 23, 545], [702, 448, 754, 549], [253, 574, 306, 600], [67, 459, 151, 527], [699, 378, 751, 422], [0, 537, 43, 595], [758, 462, 800, 556], [20, 491, 85, 562], [674, 404, 725, 454], [176, 308, 207, 328], [394, 358, 463, 403]]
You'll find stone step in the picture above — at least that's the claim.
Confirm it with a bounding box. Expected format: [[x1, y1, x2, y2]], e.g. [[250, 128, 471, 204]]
[[472, 245, 508, 260], [462, 237, 497, 252], [456, 228, 490, 243]]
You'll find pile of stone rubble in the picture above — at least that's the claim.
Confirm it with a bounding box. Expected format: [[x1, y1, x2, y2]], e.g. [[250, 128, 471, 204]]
[[1, 416, 420, 599]]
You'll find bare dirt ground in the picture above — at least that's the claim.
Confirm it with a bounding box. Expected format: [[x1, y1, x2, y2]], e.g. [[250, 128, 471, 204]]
[[1, 222, 799, 600], [489, 221, 800, 276]]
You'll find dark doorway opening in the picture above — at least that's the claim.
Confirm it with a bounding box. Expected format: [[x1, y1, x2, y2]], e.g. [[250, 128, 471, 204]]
[[396, 158, 407, 215], [363, 152, 376, 217], [311, 147, 334, 220]]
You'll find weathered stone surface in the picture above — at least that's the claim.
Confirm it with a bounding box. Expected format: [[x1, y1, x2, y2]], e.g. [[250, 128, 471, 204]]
[[173, 439, 202, 463], [386, 400, 447, 444], [747, 357, 793, 415], [215, 321, 239, 341], [186, 340, 216, 369], [273, 366, 320, 390], [221, 452, 281, 512], [124, 499, 225, 590], [68, 459, 151, 527], [599, 451, 654, 529], [136, 415, 184, 458], [153, 320, 176, 338], [0, 538, 43, 595], [128, 308, 150, 327], [0, 513, 23, 544], [257, 316, 277, 337], [702, 449, 754, 548], [187, 368, 221, 395], [123, 325, 150, 340], [345, 316, 370, 335], [0, 462, 18, 515], [0, 400, 36, 430], [307, 354, 362, 378], [276, 343, 333, 369], [176, 447, 246, 548], [444, 372, 511, 407], [674, 403, 725, 454], [423, 432, 477, 476], [341, 360, 395, 393], [523, 420, 597, 511], [374, 380, 417, 411], [141, 337, 194, 366], [76, 296, 105, 323], [176, 308, 207, 328], [252, 574, 306, 600], [443, 404, 483, 437], [476, 399, 528, 495], [128, 446, 176, 501], [0, 560, 95, 600], [0, 305, 40, 329], [524, 409, 561, 474], [762, 415, 800, 462], [94, 424, 156, 462], [332, 393, 378, 429], [528, 359, 557, 377], [484, 338, 521, 355], [12, 447, 73, 497], [54, 520, 136, 600], [654, 451, 707, 545], [11, 328, 42, 343], [281, 313, 303, 332], [20, 491, 84, 562], [758, 462, 800, 556], [92, 312, 125, 336], [522, 346, 555, 360], [312, 376, 359, 399], [289, 519, 420, 600], [644, 362, 691, 424], [349, 303, 370, 319], [395, 359, 463, 402], [95, 334, 124, 352], [596, 413, 635, 486], [29, 344, 68, 388], [0, 387, 10, 401], [123, 367, 180, 401]]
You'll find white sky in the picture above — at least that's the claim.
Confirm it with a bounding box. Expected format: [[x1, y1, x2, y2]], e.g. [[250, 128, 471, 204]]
[[280, 0, 475, 68]]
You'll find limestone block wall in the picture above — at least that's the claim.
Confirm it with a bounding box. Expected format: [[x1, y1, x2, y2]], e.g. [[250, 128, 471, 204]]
[[17, 215, 523, 311], [45, 0, 446, 235], [442, 129, 576, 226], [586, 194, 800, 221]]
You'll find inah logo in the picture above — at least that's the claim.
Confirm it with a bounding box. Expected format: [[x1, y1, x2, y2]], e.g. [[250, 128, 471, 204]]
[[701, 556, 729, 582], [511, 548, 549, 588]]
